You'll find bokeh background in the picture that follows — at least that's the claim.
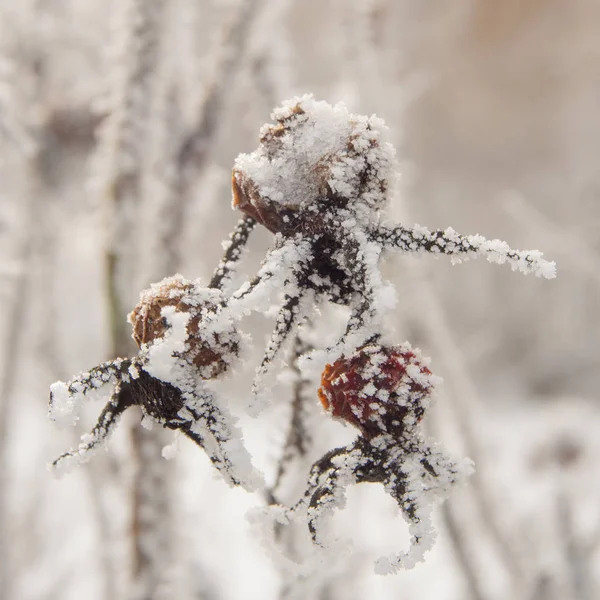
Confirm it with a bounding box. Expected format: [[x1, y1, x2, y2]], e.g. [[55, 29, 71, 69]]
[[0, 1, 599, 599]]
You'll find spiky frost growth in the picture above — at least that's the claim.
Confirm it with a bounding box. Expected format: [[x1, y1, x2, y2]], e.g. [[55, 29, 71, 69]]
[[289, 344, 473, 574], [232, 94, 397, 234], [49, 276, 260, 491], [50, 95, 556, 580], [223, 95, 555, 407], [371, 224, 557, 279]]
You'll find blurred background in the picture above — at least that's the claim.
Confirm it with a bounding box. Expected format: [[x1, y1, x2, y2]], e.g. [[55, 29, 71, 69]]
[[0, 0, 599, 599]]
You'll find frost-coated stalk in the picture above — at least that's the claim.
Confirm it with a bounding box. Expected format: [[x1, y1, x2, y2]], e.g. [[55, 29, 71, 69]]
[[556, 492, 595, 600], [266, 332, 325, 599], [248, 0, 295, 108], [269, 333, 315, 506], [93, 0, 167, 596]]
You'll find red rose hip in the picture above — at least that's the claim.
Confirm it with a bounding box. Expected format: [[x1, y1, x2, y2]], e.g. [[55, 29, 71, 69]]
[[318, 344, 438, 438]]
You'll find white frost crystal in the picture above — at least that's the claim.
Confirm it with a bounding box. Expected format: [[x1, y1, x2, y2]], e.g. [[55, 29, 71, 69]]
[[49, 95, 556, 580]]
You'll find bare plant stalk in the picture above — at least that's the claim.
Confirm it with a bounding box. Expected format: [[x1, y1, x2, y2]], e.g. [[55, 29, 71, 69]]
[[266, 330, 332, 600], [33, 174, 121, 600], [93, 1, 167, 597], [556, 491, 596, 600], [0, 23, 42, 596], [269, 332, 314, 507], [131, 5, 194, 594], [99, 0, 167, 356], [130, 425, 172, 599], [0, 157, 38, 600], [440, 502, 488, 600], [158, 0, 261, 271], [249, 0, 296, 109]]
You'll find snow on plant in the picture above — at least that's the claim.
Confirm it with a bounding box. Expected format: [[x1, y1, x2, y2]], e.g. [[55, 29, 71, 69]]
[[295, 343, 472, 574], [49, 275, 259, 491], [48, 94, 555, 573]]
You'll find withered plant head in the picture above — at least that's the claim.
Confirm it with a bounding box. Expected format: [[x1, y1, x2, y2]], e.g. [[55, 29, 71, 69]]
[[128, 274, 240, 380], [49, 276, 256, 489], [232, 94, 396, 236]]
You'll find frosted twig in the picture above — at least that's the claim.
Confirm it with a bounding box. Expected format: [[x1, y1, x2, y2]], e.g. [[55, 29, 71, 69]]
[[372, 223, 556, 279], [439, 502, 488, 600], [0, 50, 45, 594], [269, 331, 315, 504], [0, 181, 39, 600], [251, 293, 305, 403], [426, 398, 488, 600], [209, 215, 257, 290], [51, 387, 132, 474]]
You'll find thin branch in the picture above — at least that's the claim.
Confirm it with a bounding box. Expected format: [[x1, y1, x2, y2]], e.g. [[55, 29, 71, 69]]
[[209, 215, 256, 290], [268, 332, 314, 505]]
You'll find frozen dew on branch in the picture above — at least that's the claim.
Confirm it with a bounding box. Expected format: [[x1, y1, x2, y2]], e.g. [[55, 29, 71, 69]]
[[373, 224, 557, 279]]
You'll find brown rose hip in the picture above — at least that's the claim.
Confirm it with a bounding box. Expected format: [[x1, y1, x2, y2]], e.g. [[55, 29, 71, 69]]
[[128, 275, 240, 380]]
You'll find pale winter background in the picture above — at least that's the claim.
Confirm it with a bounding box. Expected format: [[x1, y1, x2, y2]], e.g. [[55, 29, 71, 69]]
[[0, 0, 599, 599]]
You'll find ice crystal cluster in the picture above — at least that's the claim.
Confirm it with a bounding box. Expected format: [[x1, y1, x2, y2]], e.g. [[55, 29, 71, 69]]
[[232, 95, 395, 234], [48, 95, 555, 573]]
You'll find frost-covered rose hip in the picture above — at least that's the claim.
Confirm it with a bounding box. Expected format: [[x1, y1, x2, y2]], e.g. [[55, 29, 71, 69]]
[[49, 275, 256, 488], [232, 94, 396, 235], [318, 344, 439, 439], [128, 274, 240, 380]]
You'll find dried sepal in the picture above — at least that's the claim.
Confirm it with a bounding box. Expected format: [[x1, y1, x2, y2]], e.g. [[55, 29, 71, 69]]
[[50, 370, 134, 474], [48, 358, 133, 427], [291, 434, 472, 574], [49, 359, 260, 490]]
